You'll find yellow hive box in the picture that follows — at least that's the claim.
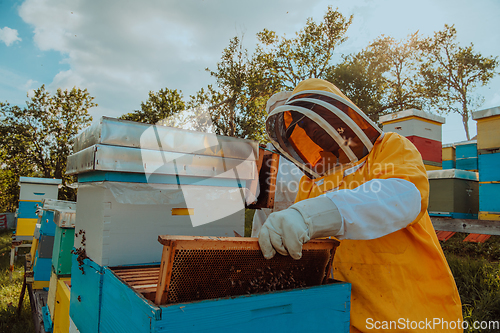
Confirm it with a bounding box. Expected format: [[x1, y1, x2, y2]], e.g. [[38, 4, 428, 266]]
[[53, 279, 71, 333], [30, 237, 39, 261], [442, 145, 456, 161], [48, 272, 71, 321], [479, 212, 500, 221], [16, 218, 38, 237], [472, 107, 500, 150], [476, 116, 500, 150]]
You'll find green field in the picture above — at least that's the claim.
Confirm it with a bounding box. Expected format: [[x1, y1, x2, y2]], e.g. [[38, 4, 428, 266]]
[[1, 228, 499, 333]]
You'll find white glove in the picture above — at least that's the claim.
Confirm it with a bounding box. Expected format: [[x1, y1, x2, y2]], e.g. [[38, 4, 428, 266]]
[[258, 196, 343, 260]]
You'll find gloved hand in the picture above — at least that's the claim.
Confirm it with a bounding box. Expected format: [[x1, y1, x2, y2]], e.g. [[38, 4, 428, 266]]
[[258, 196, 343, 259]]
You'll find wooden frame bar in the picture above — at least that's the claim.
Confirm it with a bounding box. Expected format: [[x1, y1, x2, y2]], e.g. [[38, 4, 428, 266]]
[[154, 236, 339, 305], [431, 217, 500, 236]]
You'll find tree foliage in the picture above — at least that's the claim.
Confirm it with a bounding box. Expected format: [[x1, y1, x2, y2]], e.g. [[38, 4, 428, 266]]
[[257, 6, 352, 88], [201, 7, 352, 141], [0, 85, 96, 208], [326, 50, 388, 122], [419, 24, 499, 140], [120, 88, 185, 125], [200, 36, 280, 141], [327, 32, 425, 123]]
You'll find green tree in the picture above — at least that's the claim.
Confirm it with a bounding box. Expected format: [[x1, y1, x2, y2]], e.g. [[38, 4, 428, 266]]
[[202, 36, 280, 141], [120, 88, 185, 125], [327, 32, 425, 122], [257, 6, 353, 88], [201, 7, 352, 141], [420, 25, 499, 140], [326, 50, 388, 122], [0, 85, 96, 205]]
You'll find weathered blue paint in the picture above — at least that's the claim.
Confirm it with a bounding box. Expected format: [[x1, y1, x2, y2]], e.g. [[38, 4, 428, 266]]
[[479, 182, 500, 212], [33, 251, 52, 281], [99, 266, 351, 333], [442, 160, 455, 169], [39, 210, 56, 236], [77, 171, 246, 188], [41, 305, 53, 333], [17, 201, 42, 219], [478, 153, 500, 182], [69, 254, 104, 333], [456, 142, 477, 159], [455, 157, 478, 171]]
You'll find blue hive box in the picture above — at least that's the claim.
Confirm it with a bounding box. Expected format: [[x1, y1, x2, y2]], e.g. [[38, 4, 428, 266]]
[[478, 152, 500, 182], [479, 182, 500, 212], [69, 255, 351, 333], [442, 160, 455, 169], [455, 140, 477, 159]]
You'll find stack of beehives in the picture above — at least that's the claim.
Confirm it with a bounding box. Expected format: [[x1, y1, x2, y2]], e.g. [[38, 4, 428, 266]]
[[42, 201, 76, 333], [472, 106, 500, 221], [441, 143, 456, 169], [379, 109, 446, 171], [65, 116, 260, 332]]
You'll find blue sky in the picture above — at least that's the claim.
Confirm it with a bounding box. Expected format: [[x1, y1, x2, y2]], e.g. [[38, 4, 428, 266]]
[[1, 0, 499, 144]]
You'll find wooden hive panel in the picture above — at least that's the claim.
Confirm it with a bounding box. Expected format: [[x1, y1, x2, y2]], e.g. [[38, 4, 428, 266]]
[[154, 236, 339, 305]]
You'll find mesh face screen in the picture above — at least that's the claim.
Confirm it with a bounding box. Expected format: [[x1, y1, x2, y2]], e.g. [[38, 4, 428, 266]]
[[166, 249, 332, 304]]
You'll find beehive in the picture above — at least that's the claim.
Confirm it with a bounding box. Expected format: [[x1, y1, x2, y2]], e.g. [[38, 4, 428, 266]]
[[15, 177, 61, 239], [66, 117, 259, 267], [471, 107, 500, 219], [442, 143, 456, 169], [29, 199, 76, 289], [154, 236, 338, 305], [472, 106, 500, 150], [69, 239, 350, 333], [46, 205, 77, 277], [427, 169, 479, 219], [46, 271, 71, 325], [380, 109, 445, 170]]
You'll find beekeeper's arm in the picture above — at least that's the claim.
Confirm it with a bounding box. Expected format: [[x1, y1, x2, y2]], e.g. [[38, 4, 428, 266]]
[[259, 134, 429, 259]]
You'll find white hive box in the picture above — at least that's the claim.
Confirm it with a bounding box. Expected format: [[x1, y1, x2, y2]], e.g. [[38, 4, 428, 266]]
[[379, 109, 445, 142], [67, 117, 259, 267], [19, 177, 61, 201]]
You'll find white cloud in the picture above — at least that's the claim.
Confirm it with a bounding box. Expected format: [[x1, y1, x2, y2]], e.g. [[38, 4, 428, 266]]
[[0, 27, 22, 46], [23, 79, 38, 90], [15, 0, 500, 144]]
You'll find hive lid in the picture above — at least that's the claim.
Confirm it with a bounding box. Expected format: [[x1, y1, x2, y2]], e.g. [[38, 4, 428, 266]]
[[66, 144, 256, 180], [41, 198, 76, 212], [154, 236, 339, 305], [454, 140, 477, 146], [72, 117, 258, 161], [472, 106, 500, 120], [427, 169, 478, 181], [379, 109, 446, 124], [19, 177, 62, 186]]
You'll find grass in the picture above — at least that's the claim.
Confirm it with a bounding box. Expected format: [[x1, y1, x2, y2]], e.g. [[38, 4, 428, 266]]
[[441, 233, 500, 262], [446, 253, 500, 332], [442, 235, 500, 333], [0, 229, 34, 333]]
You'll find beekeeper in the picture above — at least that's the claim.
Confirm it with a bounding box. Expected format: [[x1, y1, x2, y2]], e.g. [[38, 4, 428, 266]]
[[258, 78, 462, 332]]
